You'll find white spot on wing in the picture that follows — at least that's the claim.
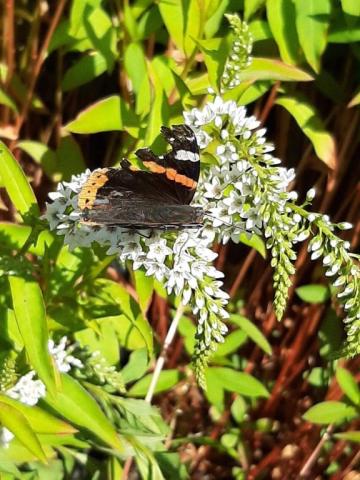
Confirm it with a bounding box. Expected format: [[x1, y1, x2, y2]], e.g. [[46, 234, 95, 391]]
[[174, 150, 199, 162]]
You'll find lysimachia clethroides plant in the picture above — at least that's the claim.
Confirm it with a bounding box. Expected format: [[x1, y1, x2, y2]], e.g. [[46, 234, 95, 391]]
[[45, 15, 360, 387]]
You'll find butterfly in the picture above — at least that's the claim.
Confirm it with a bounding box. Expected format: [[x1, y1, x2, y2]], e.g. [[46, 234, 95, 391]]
[[78, 125, 203, 229]]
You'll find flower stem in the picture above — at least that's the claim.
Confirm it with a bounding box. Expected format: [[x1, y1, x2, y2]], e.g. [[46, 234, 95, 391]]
[[145, 303, 185, 403]]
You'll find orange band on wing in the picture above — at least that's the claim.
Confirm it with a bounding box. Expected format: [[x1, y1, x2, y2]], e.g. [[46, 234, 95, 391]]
[[143, 161, 166, 174], [174, 174, 197, 189], [78, 169, 109, 210], [165, 168, 177, 180]]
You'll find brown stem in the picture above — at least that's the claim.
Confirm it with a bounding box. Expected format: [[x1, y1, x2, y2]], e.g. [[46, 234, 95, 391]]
[[229, 249, 257, 298]]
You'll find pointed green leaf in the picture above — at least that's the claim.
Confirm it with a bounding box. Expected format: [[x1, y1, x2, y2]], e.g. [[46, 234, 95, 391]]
[[45, 373, 123, 451], [56, 133, 86, 180], [276, 94, 336, 169], [296, 284, 330, 304], [128, 370, 180, 397], [204, 368, 225, 410], [294, 0, 332, 72], [0, 395, 76, 435], [335, 431, 360, 443], [121, 348, 149, 384], [239, 58, 313, 82], [211, 367, 269, 398], [158, 0, 184, 53], [336, 368, 360, 406], [303, 401, 357, 424], [0, 141, 39, 217], [0, 402, 47, 463], [267, 0, 300, 65], [17, 141, 57, 178], [9, 277, 57, 395], [230, 314, 272, 355], [144, 88, 169, 147], [64, 95, 139, 137], [245, 0, 265, 20], [134, 269, 154, 315], [62, 52, 108, 91]]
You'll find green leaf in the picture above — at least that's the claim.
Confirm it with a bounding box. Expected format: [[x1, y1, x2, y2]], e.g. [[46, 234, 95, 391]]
[[245, 0, 265, 20], [0, 141, 39, 217], [94, 279, 153, 355], [17, 141, 57, 179], [9, 277, 57, 395], [62, 52, 108, 91], [335, 431, 360, 443], [204, 0, 230, 38], [276, 95, 336, 169], [128, 370, 180, 397], [303, 401, 357, 424], [45, 373, 123, 451], [64, 96, 139, 137], [0, 88, 18, 113], [336, 368, 360, 406], [178, 315, 196, 354], [124, 43, 148, 95], [121, 348, 149, 384], [238, 233, 266, 258], [296, 284, 330, 304], [183, 0, 203, 57], [249, 20, 273, 42], [267, 0, 300, 65], [239, 58, 313, 82], [329, 11, 360, 43], [204, 367, 225, 410], [158, 0, 185, 53], [215, 330, 247, 357], [0, 395, 76, 435], [133, 269, 154, 315], [294, 0, 332, 73], [0, 402, 46, 463], [211, 367, 269, 398], [231, 396, 247, 424], [340, 0, 360, 19], [56, 133, 86, 180], [197, 37, 229, 91], [144, 87, 169, 147], [230, 314, 272, 355]]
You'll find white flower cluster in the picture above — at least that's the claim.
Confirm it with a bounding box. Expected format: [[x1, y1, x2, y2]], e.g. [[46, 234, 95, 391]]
[[184, 96, 297, 244], [45, 176, 230, 387], [0, 337, 83, 448]]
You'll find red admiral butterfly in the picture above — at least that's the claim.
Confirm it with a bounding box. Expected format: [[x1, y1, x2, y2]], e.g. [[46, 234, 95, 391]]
[[78, 125, 203, 229]]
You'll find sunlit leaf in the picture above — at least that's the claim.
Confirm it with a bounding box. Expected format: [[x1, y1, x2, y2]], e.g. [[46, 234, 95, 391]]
[[17, 141, 57, 179], [0, 141, 39, 217], [239, 58, 313, 82], [303, 401, 357, 424], [0, 88, 18, 113], [64, 96, 139, 137], [335, 431, 360, 443], [128, 370, 180, 397], [267, 0, 301, 65], [294, 0, 332, 73], [296, 284, 330, 304], [336, 367, 360, 406], [244, 0, 265, 20], [62, 52, 108, 91], [211, 367, 269, 397], [45, 373, 123, 450], [0, 401, 46, 463], [276, 94, 336, 169], [230, 314, 272, 355], [9, 277, 58, 395]]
